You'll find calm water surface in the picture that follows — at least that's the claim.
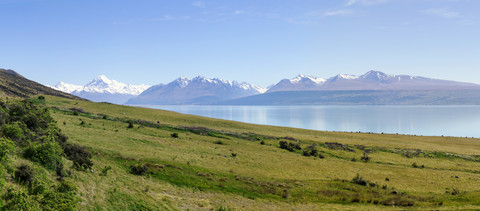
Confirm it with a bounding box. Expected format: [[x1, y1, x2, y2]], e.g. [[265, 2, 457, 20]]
[[146, 105, 480, 138]]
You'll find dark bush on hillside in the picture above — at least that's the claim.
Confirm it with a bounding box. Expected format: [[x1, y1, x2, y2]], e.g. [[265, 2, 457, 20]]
[[15, 164, 35, 185], [351, 173, 368, 186], [130, 164, 149, 175], [302, 144, 324, 158], [24, 141, 63, 170], [214, 140, 225, 145], [62, 143, 93, 170], [37, 96, 45, 100], [361, 152, 371, 162], [279, 141, 301, 152], [127, 120, 134, 128], [171, 133, 179, 138]]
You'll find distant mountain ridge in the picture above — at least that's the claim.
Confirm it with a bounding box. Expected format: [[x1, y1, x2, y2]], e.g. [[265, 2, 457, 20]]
[[127, 76, 265, 105], [50, 75, 150, 104], [267, 70, 480, 92], [0, 68, 81, 100]]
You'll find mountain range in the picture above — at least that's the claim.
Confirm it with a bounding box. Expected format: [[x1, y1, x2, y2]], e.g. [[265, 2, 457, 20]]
[[127, 76, 266, 105], [48, 70, 480, 105], [50, 75, 150, 104], [267, 70, 480, 92]]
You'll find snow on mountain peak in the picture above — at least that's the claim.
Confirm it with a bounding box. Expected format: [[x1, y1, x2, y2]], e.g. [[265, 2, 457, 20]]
[[93, 75, 112, 83], [336, 74, 359, 80], [361, 70, 392, 81], [51, 75, 150, 96], [290, 74, 326, 84], [50, 81, 83, 93]]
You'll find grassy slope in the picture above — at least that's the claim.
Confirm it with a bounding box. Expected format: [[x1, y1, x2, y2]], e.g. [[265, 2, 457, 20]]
[[45, 95, 480, 210]]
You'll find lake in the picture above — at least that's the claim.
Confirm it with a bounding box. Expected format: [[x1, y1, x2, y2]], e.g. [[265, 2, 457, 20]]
[[145, 105, 480, 138]]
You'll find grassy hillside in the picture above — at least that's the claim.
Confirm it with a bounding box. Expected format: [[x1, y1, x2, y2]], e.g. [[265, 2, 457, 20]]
[[25, 95, 480, 210], [0, 68, 81, 100]]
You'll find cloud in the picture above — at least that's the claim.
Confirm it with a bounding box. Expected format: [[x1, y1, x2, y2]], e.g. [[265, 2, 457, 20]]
[[346, 0, 392, 6], [234, 10, 245, 15], [324, 10, 353, 16], [423, 8, 460, 18], [191, 1, 206, 8]]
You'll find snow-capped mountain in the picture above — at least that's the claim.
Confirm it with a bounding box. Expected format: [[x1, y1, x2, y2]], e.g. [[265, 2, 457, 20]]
[[50, 75, 150, 104], [267, 74, 326, 93], [127, 76, 265, 105], [268, 70, 480, 92], [49, 82, 83, 93]]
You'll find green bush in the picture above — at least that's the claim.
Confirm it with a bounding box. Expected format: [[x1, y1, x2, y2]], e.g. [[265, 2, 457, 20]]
[[24, 141, 64, 170], [279, 141, 301, 152], [40, 180, 79, 210], [0, 138, 15, 162], [1, 187, 41, 210], [352, 173, 368, 186], [62, 143, 93, 170], [15, 164, 36, 186], [2, 122, 25, 142], [130, 164, 149, 175]]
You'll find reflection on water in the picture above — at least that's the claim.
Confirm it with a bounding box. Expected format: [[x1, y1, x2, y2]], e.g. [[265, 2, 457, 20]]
[[146, 105, 480, 138]]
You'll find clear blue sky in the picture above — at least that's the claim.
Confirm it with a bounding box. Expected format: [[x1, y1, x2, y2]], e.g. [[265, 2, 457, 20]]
[[0, 0, 479, 87]]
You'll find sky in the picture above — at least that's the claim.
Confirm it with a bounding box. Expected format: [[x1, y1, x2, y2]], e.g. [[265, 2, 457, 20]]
[[0, 0, 479, 87]]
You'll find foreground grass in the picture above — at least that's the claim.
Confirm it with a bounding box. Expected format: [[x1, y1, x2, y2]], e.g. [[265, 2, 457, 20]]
[[45, 96, 480, 209]]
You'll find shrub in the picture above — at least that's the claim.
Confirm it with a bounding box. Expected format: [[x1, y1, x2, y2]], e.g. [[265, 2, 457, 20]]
[[214, 140, 225, 145], [130, 164, 149, 175], [1, 187, 41, 210], [171, 133, 179, 138], [279, 141, 301, 152], [41, 180, 79, 210], [0, 138, 15, 162], [361, 152, 371, 162], [15, 164, 35, 185], [62, 143, 93, 170], [351, 173, 368, 186], [2, 122, 25, 142], [302, 144, 322, 157], [127, 120, 134, 128], [24, 141, 64, 170], [100, 166, 112, 176], [37, 96, 45, 100]]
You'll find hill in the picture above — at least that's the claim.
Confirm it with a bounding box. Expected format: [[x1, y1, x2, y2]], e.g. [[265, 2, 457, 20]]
[[0, 68, 81, 100], [10, 95, 476, 210]]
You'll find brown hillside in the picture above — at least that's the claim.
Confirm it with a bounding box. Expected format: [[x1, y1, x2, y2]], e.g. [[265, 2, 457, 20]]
[[0, 68, 82, 100]]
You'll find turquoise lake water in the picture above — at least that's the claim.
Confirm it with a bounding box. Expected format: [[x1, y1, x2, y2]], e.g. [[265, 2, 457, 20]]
[[146, 105, 480, 138]]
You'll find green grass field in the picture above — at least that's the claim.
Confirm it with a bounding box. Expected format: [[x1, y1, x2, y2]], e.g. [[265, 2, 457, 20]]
[[42, 96, 480, 210]]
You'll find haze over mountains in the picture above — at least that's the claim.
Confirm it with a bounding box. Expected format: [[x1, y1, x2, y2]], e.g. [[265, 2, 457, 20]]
[[49, 70, 480, 105]]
